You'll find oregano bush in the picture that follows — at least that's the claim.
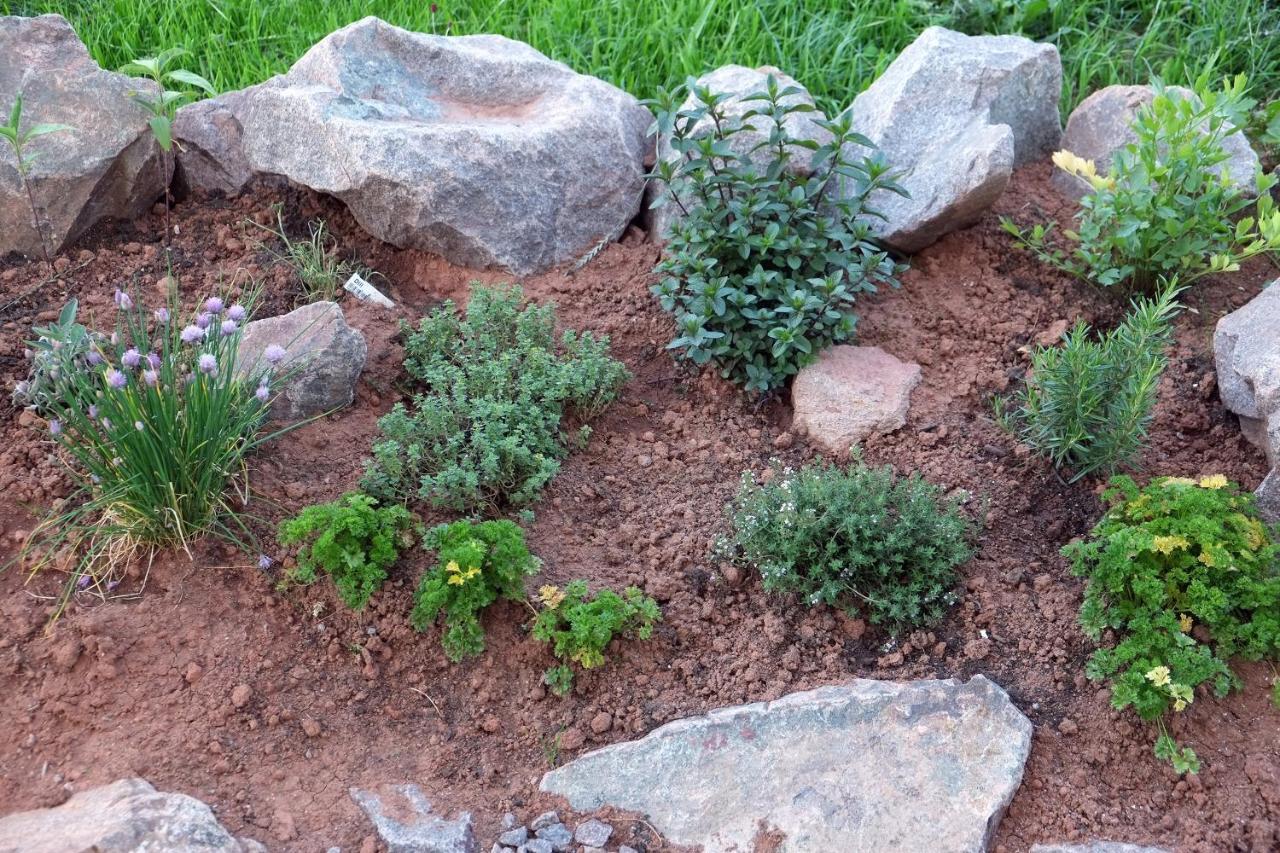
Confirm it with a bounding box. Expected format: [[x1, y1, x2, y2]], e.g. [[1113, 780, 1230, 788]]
[[1064, 475, 1280, 774], [278, 492, 414, 610], [361, 285, 628, 511], [994, 286, 1180, 482], [647, 76, 906, 393], [717, 459, 973, 630], [1003, 76, 1280, 294], [531, 580, 661, 695]]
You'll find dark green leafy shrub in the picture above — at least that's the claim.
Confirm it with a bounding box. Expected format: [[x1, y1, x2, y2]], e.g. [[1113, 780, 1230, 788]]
[[278, 492, 414, 610], [718, 460, 973, 630], [361, 285, 628, 511], [411, 519, 540, 661], [995, 287, 1179, 483], [1003, 76, 1280, 294], [1064, 475, 1280, 773], [646, 76, 906, 393], [531, 580, 661, 695]]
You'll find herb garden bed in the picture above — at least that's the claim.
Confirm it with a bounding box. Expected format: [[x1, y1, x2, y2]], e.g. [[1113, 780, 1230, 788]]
[[0, 164, 1275, 851]]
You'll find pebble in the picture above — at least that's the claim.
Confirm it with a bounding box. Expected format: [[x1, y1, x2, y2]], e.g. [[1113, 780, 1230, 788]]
[[230, 683, 252, 708], [574, 818, 613, 847], [302, 718, 322, 738], [519, 840, 553, 853], [588, 712, 612, 735], [498, 826, 528, 846], [534, 821, 572, 850], [481, 715, 501, 733], [184, 663, 204, 685], [529, 811, 560, 831]]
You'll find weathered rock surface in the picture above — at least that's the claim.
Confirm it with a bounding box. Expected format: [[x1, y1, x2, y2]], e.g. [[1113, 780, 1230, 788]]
[[650, 64, 830, 237], [350, 784, 478, 853], [221, 16, 650, 275], [0, 14, 167, 258], [846, 26, 1061, 252], [791, 345, 921, 455], [541, 676, 1033, 853], [238, 301, 367, 420], [1214, 282, 1280, 463], [173, 91, 255, 196], [1257, 469, 1280, 525], [0, 778, 265, 852], [1032, 844, 1171, 853], [1054, 84, 1261, 200]]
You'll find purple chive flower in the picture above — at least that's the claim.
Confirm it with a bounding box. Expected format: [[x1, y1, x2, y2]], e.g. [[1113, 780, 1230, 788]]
[[255, 384, 270, 402], [106, 369, 127, 389], [265, 344, 286, 365], [88, 404, 98, 419], [227, 304, 246, 322], [87, 350, 103, 366], [147, 352, 161, 370], [122, 348, 141, 368], [114, 289, 132, 310], [76, 574, 92, 590], [154, 307, 170, 323], [110, 332, 119, 346], [90, 474, 101, 484], [205, 297, 224, 315], [181, 325, 205, 344], [102, 417, 113, 430], [107, 580, 120, 592], [143, 369, 158, 386], [196, 312, 212, 330], [220, 319, 238, 337], [257, 554, 273, 570], [49, 419, 61, 436], [198, 353, 217, 375], [134, 420, 144, 431]]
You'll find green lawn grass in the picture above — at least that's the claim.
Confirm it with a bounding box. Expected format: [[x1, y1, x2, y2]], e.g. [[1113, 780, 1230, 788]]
[[4, 0, 1278, 114]]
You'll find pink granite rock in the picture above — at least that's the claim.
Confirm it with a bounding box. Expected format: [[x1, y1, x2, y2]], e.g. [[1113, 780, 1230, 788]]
[[791, 345, 921, 455]]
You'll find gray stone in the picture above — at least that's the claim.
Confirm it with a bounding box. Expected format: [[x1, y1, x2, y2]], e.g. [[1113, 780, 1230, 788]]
[[0, 778, 265, 852], [533, 822, 572, 851], [1031, 843, 1171, 853], [173, 91, 255, 196], [1214, 282, 1280, 463], [529, 811, 560, 832], [573, 819, 613, 848], [0, 14, 167, 258], [541, 676, 1032, 853], [791, 345, 921, 455], [238, 301, 367, 421], [650, 64, 830, 238], [1054, 85, 1260, 200], [846, 26, 1061, 252], [224, 17, 650, 275], [497, 826, 528, 846], [1257, 469, 1280, 525], [350, 785, 477, 853], [618, 847, 638, 853], [518, 841, 553, 853], [500, 813, 518, 830]]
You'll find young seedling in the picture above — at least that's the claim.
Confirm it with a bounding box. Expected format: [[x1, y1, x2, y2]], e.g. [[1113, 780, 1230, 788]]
[[120, 48, 215, 250], [0, 95, 72, 266], [250, 205, 371, 304]]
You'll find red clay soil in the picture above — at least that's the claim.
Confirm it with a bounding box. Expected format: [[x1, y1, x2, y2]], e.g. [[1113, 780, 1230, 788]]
[[0, 164, 1277, 852]]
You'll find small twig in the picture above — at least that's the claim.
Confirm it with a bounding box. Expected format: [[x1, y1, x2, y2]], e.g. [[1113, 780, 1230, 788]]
[[408, 686, 443, 718]]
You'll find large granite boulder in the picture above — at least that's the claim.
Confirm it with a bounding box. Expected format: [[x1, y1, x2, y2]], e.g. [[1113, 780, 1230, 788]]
[[1054, 84, 1261, 200], [173, 90, 254, 197], [1257, 469, 1280, 525], [791, 345, 921, 455], [0, 778, 264, 852], [0, 14, 167, 258], [1032, 844, 1171, 853], [237, 301, 367, 421], [541, 676, 1032, 853], [210, 17, 650, 275], [846, 26, 1062, 252], [350, 785, 477, 853], [649, 64, 831, 238], [1214, 283, 1280, 465]]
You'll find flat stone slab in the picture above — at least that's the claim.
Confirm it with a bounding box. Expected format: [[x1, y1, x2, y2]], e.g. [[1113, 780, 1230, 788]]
[[791, 345, 921, 455], [541, 676, 1032, 853], [0, 778, 265, 852]]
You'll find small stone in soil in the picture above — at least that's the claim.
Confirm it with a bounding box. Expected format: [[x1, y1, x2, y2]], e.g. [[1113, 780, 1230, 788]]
[[230, 684, 252, 708], [498, 826, 528, 846], [519, 839, 553, 853], [529, 811, 560, 831], [302, 718, 322, 738], [574, 818, 613, 847], [534, 821, 573, 851]]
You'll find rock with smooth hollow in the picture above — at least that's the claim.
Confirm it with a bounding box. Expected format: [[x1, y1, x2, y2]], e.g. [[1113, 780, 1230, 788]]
[[649, 64, 831, 238], [0, 14, 167, 258], [237, 301, 367, 421], [0, 778, 265, 852], [226, 16, 651, 275], [1054, 85, 1261, 200], [846, 26, 1062, 252], [1214, 283, 1280, 462], [350, 785, 477, 853], [541, 676, 1032, 853], [791, 345, 921, 455], [173, 91, 255, 196]]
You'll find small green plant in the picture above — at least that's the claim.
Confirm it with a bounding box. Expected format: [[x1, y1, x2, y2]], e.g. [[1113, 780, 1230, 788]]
[[1, 95, 72, 265], [718, 459, 973, 630], [994, 286, 1179, 483], [410, 519, 540, 661], [646, 76, 906, 393], [1003, 76, 1280, 294], [12, 299, 94, 415], [120, 48, 215, 247], [531, 580, 661, 695], [251, 206, 370, 304], [19, 288, 298, 618], [361, 285, 628, 511], [1064, 475, 1280, 773], [278, 492, 414, 610]]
